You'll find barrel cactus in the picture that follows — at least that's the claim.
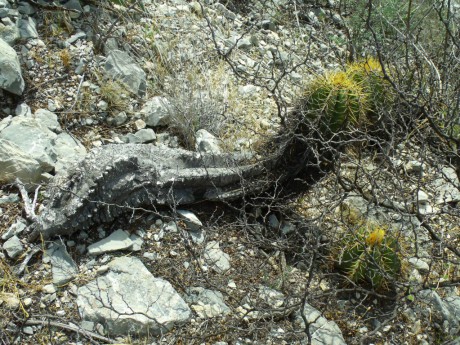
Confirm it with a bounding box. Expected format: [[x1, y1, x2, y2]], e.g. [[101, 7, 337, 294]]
[[299, 71, 369, 136], [337, 224, 401, 290], [347, 58, 393, 120]]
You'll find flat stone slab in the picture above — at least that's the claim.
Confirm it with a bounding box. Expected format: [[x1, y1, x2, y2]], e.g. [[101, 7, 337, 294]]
[[76, 256, 191, 336], [46, 241, 78, 285], [87, 229, 133, 255]]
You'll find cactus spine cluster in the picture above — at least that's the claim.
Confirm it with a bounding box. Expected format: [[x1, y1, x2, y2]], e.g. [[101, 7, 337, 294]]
[[337, 224, 401, 290], [347, 58, 393, 120], [299, 58, 391, 135], [301, 71, 369, 135]]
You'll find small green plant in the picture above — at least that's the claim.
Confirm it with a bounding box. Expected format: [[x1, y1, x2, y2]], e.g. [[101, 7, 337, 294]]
[[298, 71, 369, 136], [336, 223, 401, 290]]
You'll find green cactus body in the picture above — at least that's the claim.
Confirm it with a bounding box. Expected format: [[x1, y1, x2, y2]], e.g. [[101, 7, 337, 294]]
[[337, 226, 401, 290], [297, 58, 392, 137], [303, 71, 368, 136], [347, 58, 393, 121]]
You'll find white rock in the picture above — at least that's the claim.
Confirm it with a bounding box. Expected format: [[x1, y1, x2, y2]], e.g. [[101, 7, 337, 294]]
[[87, 229, 134, 255], [42, 284, 56, 294], [177, 209, 203, 231], [294, 302, 347, 345], [417, 190, 429, 203], [204, 241, 230, 273], [77, 257, 191, 335], [185, 287, 231, 318], [195, 129, 221, 154], [140, 96, 171, 127], [134, 119, 146, 130], [408, 257, 430, 274], [0, 292, 20, 309]]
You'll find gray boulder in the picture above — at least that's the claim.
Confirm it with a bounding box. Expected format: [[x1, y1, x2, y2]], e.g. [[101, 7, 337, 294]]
[[34, 109, 61, 133], [46, 241, 78, 285], [104, 50, 146, 97], [139, 96, 171, 127], [185, 287, 231, 318], [18, 2, 36, 15], [0, 138, 43, 186], [76, 256, 191, 336], [177, 209, 202, 231], [62, 0, 83, 19], [18, 17, 38, 39], [419, 290, 460, 336], [294, 303, 347, 345], [433, 167, 460, 204], [0, 38, 24, 95], [0, 115, 58, 171], [0, 110, 86, 186], [54, 132, 87, 174], [3, 235, 24, 259], [1, 218, 26, 240], [121, 128, 156, 144], [195, 129, 221, 154]]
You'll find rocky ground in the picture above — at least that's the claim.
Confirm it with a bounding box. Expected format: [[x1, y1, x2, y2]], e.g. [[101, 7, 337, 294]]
[[0, 0, 459, 344]]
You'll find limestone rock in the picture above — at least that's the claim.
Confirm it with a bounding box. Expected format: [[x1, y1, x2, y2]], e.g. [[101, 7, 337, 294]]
[[419, 290, 460, 335], [33, 109, 61, 133], [0, 38, 24, 95], [140, 96, 171, 127], [408, 257, 430, 275], [433, 167, 460, 204], [18, 17, 38, 39], [0, 115, 58, 171], [0, 24, 20, 45], [3, 235, 24, 259], [195, 129, 221, 154], [0, 113, 86, 186], [185, 287, 231, 318], [76, 256, 191, 336], [122, 128, 156, 144], [257, 285, 285, 309], [1, 218, 27, 240], [0, 138, 42, 186], [104, 50, 146, 97], [63, 0, 83, 19], [177, 209, 202, 231], [204, 241, 230, 273], [294, 302, 347, 345], [46, 241, 78, 285], [54, 132, 87, 174], [87, 229, 134, 255]]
